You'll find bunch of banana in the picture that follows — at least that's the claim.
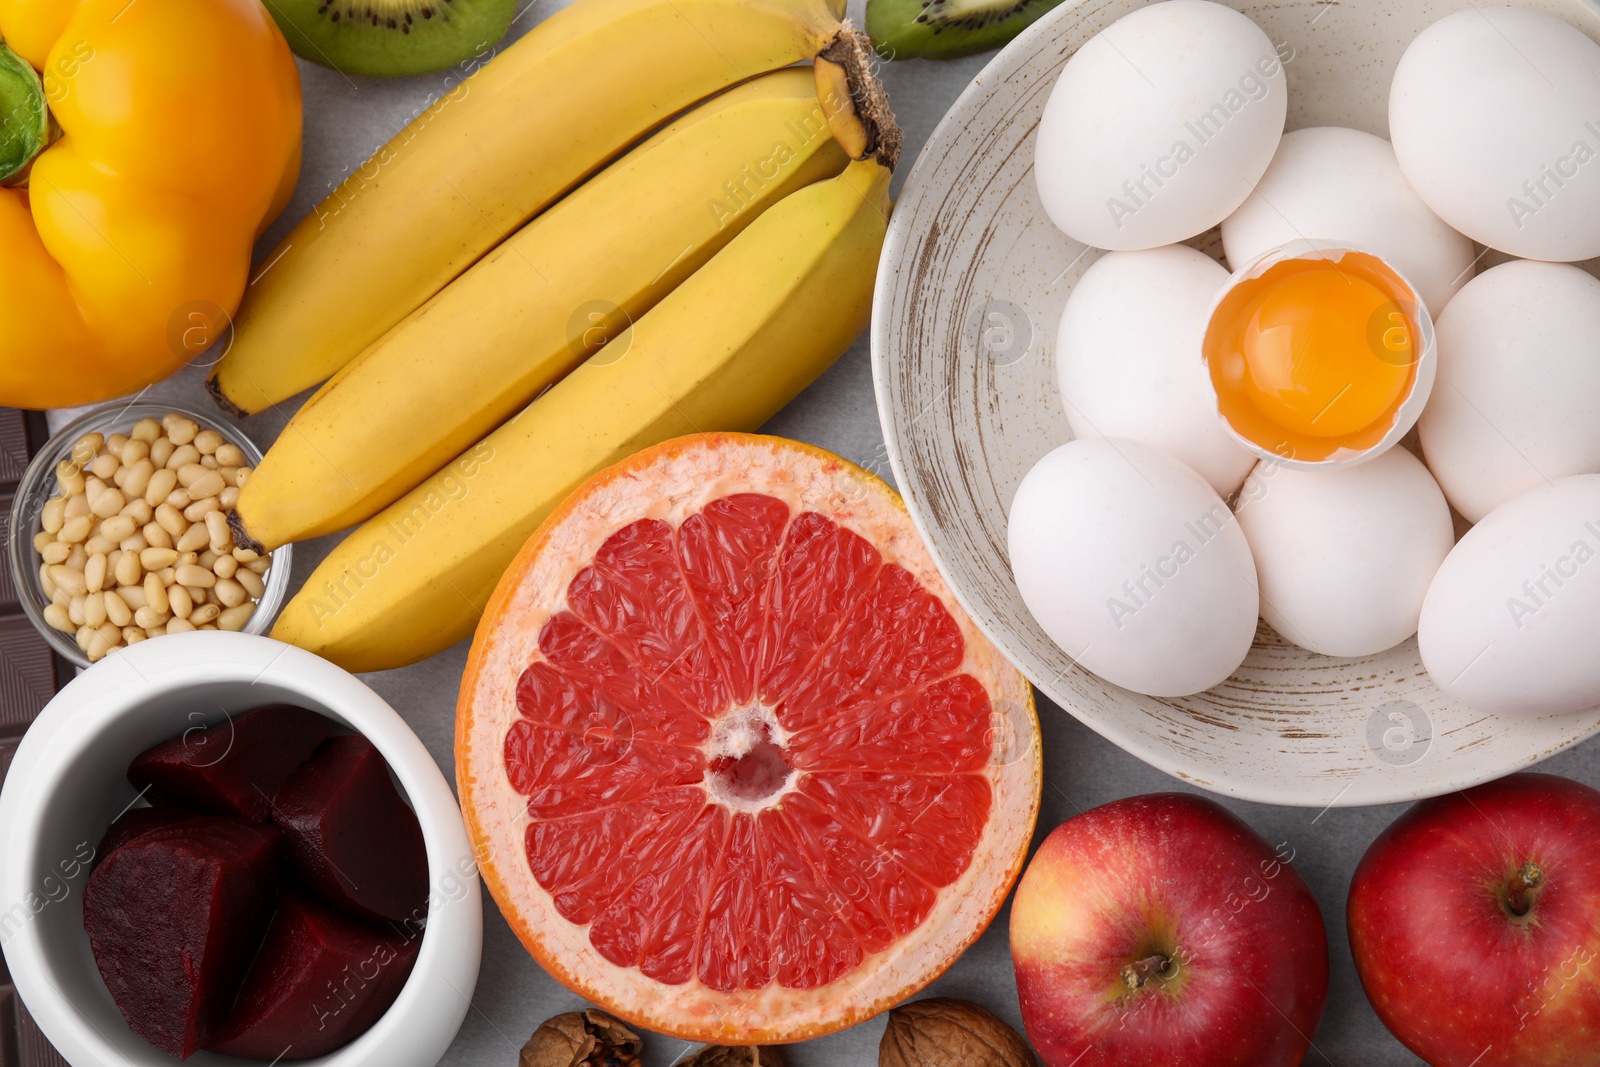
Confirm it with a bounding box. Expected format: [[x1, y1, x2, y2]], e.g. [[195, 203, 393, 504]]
[[207, 0, 851, 416], [230, 67, 851, 549], [268, 154, 892, 672]]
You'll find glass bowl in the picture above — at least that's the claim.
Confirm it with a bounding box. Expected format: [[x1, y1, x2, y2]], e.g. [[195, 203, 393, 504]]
[[6, 401, 293, 669]]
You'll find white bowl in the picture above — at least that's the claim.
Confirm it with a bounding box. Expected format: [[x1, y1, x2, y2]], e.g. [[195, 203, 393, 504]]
[[871, 0, 1600, 807], [0, 632, 482, 1066]]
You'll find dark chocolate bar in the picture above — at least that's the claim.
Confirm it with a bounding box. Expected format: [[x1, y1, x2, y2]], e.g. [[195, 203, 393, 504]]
[[0, 407, 70, 1066]]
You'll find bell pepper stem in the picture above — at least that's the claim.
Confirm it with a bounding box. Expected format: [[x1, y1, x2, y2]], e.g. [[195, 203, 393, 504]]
[[0, 40, 50, 185]]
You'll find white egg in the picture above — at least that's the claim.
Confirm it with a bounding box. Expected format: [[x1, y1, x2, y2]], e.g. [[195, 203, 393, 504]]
[[1418, 260, 1600, 523], [1008, 437, 1259, 697], [1034, 0, 1287, 251], [1057, 246, 1257, 496], [1234, 447, 1454, 658], [1419, 475, 1600, 717], [1389, 8, 1600, 262], [1220, 127, 1476, 314]]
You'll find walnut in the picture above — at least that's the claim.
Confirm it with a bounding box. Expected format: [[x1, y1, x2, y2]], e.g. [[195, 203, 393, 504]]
[[679, 1046, 785, 1066], [879, 999, 1038, 1067], [519, 1010, 643, 1067]]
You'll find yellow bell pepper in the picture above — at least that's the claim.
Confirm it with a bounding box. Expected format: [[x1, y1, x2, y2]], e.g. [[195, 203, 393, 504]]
[[0, 0, 301, 408]]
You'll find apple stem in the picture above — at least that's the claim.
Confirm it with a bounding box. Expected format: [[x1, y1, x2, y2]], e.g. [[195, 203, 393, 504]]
[[1505, 861, 1544, 918], [1121, 953, 1175, 992]]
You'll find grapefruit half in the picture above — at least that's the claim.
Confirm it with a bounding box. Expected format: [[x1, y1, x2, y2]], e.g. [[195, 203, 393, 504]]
[[456, 434, 1040, 1043]]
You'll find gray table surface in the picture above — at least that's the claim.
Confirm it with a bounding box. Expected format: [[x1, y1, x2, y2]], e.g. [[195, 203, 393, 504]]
[[91, 4, 1587, 1062]]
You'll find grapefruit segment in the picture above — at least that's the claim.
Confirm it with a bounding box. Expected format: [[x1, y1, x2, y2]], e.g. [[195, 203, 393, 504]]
[[458, 434, 1039, 1043]]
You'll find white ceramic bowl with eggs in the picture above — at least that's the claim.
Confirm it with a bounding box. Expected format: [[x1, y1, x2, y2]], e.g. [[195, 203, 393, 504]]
[[871, 0, 1600, 806], [0, 631, 483, 1067]]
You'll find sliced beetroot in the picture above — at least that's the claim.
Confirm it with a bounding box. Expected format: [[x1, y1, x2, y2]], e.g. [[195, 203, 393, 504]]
[[207, 891, 421, 1059], [129, 704, 342, 821], [272, 735, 427, 923], [83, 818, 283, 1059], [95, 806, 200, 866]]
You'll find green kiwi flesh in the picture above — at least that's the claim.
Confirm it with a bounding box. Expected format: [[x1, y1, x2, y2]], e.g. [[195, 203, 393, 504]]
[[866, 0, 1063, 59], [263, 0, 516, 77]]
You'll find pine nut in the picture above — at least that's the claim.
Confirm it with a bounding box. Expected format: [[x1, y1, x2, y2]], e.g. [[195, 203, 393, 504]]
[[133, 605, 167, 630], [176, 565, 215, 589], [67, 596, 84, 625], [141, 547, 179, 570], [90, 489, 125, 518], [120, 439, 149, 466], [83, 592, 106, 627], [122, 460, 153, 502], [144, 522, 173, 549], [120, 496, 153, 525], [123, 627, 146, 645], [169, 584, 193, 619], [41, 541, 71, 565], [214, 578, 248, 608], [183, 497, 219, 523], [41, 497, 64, 533], [104, 590, 132, 627], [59, 515, 92, 543], [115, 551, 141, 588], [118, 585, 147, 610], [84, 553, 107, 593], [213, 554, 237, 579], [84, 535, 116, 556], [235, 567, 265, 598], [99, 515, 136, 543], [155, 504, 186, 538], [49, 566, 87, 596], [149, 437, 175, 468], [145, 573, 170, 616], [131, 418, 161, 443], [89, 453, 119, 481], [188, 471, 226, 500], [145, 467, 177, 507], [217, 603, 255, 631], [165, 617, 195, 634], [165, 419, 198, 446], [177, 463, 208, 488], [190, 603, 221, 625], [70, 434, 102, 465], [205, 511, 231, 552], [119, 534, 149, 553], [86, 631, 112, 662], [193, 429, 223, 455], [177, 524, 210, 552], [166, 443, 199, 470], [43, 603, 73, 633], [75, 624, 93, 651], [215, 444, 245, 467], [56, 460, 84, 497], [166, 489, 192, 510]]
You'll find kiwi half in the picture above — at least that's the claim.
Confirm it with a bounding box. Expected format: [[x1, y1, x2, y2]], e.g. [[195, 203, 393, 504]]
[[866, 0, 1063, 59], [263, 0, 516, 77]]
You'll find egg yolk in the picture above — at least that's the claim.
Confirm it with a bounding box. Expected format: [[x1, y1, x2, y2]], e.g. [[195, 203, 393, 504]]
[[1206, 251, 1422, 462]]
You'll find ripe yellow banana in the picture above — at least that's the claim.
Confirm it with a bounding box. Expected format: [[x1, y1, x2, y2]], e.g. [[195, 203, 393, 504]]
[[231, 68, 850, 551], [269, 158, 893, 673], [207, 0, 847, 416]]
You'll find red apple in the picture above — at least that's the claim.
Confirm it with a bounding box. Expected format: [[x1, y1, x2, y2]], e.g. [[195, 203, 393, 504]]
[[1010, 792, 1328, 1067], [1349, 772, 1600, 1067]]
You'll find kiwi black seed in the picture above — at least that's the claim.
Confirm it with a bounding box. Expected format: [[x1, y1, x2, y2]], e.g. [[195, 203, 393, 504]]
[[263, 0, 516, 77], [865, 0, 1064, 60]]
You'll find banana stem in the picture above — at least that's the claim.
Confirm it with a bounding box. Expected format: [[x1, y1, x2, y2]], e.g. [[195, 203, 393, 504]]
[[815, 21, 902, 171], [0, 40, 50, 186]]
